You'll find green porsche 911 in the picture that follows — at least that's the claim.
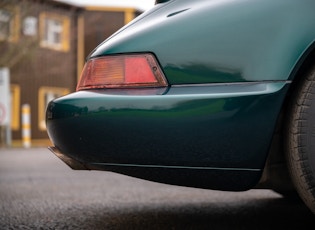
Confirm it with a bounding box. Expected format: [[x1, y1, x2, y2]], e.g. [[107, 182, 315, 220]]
[[46, 0, 315, 214]]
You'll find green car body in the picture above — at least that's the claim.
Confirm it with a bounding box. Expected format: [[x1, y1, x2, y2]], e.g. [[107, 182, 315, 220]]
[[46, 0, 315, 212], [94, 0, 315, 84]]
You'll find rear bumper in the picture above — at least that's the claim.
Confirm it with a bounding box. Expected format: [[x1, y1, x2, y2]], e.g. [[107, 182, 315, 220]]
[[48, 146, 88, 170], [46, 82, 288, 168], [48, 146, 262, 191]]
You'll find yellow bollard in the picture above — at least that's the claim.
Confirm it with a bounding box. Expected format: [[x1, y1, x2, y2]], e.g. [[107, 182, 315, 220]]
[[22, 104, 31, 148]]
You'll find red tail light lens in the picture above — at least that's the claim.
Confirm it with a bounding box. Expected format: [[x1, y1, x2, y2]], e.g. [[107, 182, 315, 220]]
[[76, 54, 168, 91]]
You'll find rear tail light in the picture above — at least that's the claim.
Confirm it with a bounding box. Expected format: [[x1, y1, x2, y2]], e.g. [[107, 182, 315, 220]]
[[76, 53, 168, 91]]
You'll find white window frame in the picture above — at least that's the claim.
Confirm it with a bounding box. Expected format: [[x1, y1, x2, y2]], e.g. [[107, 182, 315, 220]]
[[38, 87, 70, 130], [39, 12, 70, 52], [0, 7, 19, 42]]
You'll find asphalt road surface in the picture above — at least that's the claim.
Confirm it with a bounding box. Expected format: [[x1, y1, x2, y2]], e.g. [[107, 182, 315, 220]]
[[0, 147, 314, 230]]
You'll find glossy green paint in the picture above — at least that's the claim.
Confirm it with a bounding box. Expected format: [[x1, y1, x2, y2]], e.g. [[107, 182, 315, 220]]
[[91, 0, 315, 84], [46, 82, 288, 170], [45, 0, 315, 191]]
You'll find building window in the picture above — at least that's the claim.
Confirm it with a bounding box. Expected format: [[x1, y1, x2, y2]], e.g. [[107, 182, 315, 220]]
[[23, 16, 37, 36], [0, 7, 19, 42], [38, 87, 70, 130], [0, 9, 11, 39], [10, 84, 20, 131], [39, 13, 70, 52]]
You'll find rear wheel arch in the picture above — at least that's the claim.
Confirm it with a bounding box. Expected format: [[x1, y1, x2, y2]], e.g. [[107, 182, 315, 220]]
[[257, 44, 315, 199]]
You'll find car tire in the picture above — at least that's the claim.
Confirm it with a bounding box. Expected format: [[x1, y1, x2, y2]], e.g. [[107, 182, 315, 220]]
[[285, 65, 315, 214]]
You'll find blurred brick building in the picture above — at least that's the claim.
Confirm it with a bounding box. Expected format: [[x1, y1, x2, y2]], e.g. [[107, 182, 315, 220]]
[[0, 0, 143, 146]]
